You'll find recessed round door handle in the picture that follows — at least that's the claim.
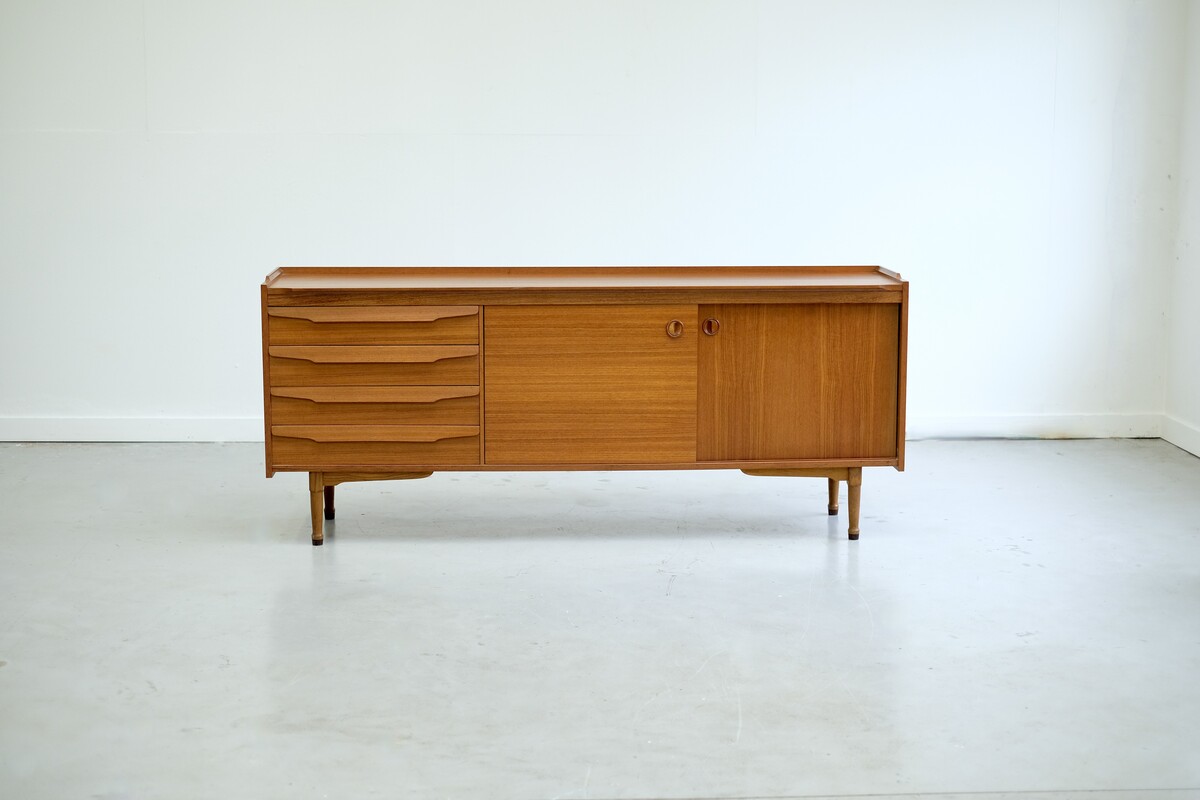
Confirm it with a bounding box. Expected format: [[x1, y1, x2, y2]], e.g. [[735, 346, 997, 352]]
[[702, 317, 721, 336], [665, 319, 684, 338]]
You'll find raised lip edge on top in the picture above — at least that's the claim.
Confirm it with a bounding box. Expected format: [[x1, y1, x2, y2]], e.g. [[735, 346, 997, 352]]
[[262, 265, 904, 288]]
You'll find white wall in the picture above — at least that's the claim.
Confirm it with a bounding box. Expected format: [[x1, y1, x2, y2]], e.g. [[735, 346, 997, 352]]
[[1166, 1, 1200, 456], [0, 0, 1190, 442]]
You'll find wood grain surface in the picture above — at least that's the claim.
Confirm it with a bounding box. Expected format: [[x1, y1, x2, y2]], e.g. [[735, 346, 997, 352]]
[[485, 305, 698, 464], [896, 281, 909, 470], [272, 425, 478, 443], [270, 386, 479, 425], [261, 283, 274, 476], [274, 435, 480, 467], [268, 345, 477, 363], [697, 304, 899, 461], [264, 266, 905, 307], [266, 266, 903, 290], [268, 307, 479, 345], [269, 346, 479, 386], [268, 305, 478, 322]]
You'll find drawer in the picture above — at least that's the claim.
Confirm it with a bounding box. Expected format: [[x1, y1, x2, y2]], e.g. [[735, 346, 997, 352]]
[[268, 306, 478, 345], [269, 345, 479, 386], [271, 386, 479, 425], [271, 425, 480, 467]]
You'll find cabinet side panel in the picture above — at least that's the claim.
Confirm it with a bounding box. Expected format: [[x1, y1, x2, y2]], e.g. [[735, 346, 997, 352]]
[[261, 283, 274, 476], [479, 308, 486, 465], [896, 282, 908, 469], [485, 305, 698, 464]]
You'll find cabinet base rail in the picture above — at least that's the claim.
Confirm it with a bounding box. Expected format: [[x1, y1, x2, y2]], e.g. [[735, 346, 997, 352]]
[[304, 467, 865, 546]]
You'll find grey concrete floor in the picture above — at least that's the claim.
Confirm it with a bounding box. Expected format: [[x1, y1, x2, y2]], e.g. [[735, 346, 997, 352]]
[[0, 440, 1198, 800]]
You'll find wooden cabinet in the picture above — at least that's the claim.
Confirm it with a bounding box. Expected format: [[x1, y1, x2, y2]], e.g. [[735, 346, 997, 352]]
[[262, 267, 908, 545]]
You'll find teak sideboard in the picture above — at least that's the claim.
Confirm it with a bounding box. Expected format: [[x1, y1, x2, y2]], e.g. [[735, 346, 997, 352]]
[[261, 267, 908, 545]]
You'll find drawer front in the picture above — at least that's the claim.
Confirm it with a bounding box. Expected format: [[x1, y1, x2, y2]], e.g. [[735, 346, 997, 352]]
[[271, 425, 480, 467], [271, 386, 479, 425], [268, 306, 479, 345], [270, 345, 479, 386]]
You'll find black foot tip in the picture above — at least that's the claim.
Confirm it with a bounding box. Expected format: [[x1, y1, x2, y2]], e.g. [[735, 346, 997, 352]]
[[828, 507, 839, 516], [324, 509, 335, 520], [312, 538, 324, 546], [848, 532, 860, 541]]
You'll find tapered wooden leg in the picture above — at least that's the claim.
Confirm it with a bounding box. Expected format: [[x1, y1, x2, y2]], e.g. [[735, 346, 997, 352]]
[[847, 467, 862, 540], [827, 478, 839, 515], [309, 472, 324, 546], [323, 485, 335, 520]]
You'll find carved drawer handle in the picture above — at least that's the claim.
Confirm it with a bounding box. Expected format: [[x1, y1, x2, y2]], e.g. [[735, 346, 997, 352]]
[[665, 320, 684, 338], [702, 318, 721, 336]]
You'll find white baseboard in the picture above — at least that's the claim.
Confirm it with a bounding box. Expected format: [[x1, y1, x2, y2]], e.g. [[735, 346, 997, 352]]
[[1163, 415, 1200, 457], [0, 417, 264, 442], [0, 413, 1171, 444], [906, 413, 1163, 440]]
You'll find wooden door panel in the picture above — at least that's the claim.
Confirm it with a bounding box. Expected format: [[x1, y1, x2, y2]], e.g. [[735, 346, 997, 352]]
[[698, 304, 899, 461], [485, 305, 697, 464], [823, 305, 900, 458]]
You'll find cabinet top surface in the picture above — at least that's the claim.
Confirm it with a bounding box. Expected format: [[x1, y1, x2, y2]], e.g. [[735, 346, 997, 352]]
[[265, 266, 904, 291]]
